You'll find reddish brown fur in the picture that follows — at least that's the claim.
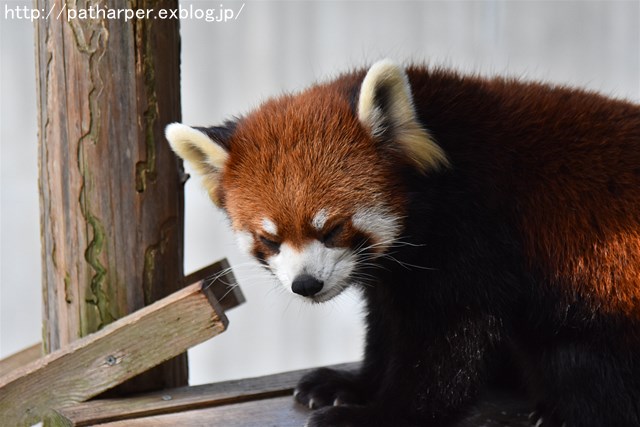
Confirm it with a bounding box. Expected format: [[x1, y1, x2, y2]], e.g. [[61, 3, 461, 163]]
[[220, 77, 405, 250], [406, 70, 640, 319], [219, 66, 640, 318], [510, 89, 640, 319]]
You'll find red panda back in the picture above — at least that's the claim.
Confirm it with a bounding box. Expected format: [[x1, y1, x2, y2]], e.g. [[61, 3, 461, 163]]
[[515, 93, 640, 319], [406, 67, 640, 318]]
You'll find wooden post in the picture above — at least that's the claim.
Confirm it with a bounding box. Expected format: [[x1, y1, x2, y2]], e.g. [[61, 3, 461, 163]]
[[35, 0, 186, 393]]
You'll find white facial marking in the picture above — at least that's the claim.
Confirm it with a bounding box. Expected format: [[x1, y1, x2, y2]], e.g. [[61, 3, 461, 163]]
[[268, 241, 355, 302], [312, 208, 329, 231], [352, 206, 401, 250], [235, 230, 254, 255], [261, 218, 278, 236]]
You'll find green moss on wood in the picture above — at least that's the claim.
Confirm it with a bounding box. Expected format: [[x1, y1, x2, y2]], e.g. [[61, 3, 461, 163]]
[[64, 273, 71, 304], [72, 16, 115, 334], [135, 16, 158, 193], [83, 214, 115, 330], [143, 218, 176, 305]]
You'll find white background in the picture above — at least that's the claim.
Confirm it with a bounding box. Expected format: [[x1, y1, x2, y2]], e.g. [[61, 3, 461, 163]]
[[1, 0, 639, 386]]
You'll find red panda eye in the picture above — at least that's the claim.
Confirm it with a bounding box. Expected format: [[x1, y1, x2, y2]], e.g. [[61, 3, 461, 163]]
[[259, 235, 281, 251], [322, 222, 345, 247]]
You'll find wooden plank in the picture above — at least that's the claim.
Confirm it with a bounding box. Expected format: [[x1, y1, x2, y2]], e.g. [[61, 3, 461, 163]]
[[0, 344, 41, 378], [52, 362, 532, 427], [0, 260, 240, 379], [54, 363, 356, 426], [61, 391, 531, 427], [0, 281, 228, 427], [34, 0, 186, 396], [87, 395, 310, 427], [183, 259, 246, 312]]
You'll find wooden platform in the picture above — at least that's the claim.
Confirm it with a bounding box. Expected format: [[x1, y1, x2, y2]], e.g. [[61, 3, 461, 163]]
[[53, 363, 534, 426]]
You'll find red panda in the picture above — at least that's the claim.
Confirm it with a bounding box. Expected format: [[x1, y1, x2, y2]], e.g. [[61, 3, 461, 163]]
[[166, 60, 640, 427]]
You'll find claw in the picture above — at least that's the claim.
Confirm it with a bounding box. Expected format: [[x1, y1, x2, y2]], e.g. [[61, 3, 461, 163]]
[[309, 398, 316, 409]]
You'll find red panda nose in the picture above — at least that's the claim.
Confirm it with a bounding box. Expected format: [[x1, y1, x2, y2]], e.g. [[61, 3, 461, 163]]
[[291, 274, 324, 297]]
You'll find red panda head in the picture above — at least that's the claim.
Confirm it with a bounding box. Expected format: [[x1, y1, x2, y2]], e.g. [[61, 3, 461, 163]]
[[167, 60, 448, 302]]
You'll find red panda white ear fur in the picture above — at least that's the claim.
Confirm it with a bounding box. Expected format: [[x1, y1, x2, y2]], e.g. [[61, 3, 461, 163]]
[[357, 59, 449, 172], [165, 123, 228, 206]]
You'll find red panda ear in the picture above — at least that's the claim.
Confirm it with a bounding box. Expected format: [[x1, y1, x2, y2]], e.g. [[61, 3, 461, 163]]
[[357, 59, 449, 172], [165, 123, 230, 206], [193, 120, 236, 152]]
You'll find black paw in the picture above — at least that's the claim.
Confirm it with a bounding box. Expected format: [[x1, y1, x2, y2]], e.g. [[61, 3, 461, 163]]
[[294, 368, 366, 410], [304, 405, 375, 427], [529, 407, 567, 427]]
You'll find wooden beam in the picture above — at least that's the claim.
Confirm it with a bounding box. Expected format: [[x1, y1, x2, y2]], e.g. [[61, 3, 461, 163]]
[[34, 0, 186, 395], [76, 392, 532, 427], [53, 363, 357, 426], [0, 259, 244, 377], [0, 344, 42, 379], [0, 281, 228, 427], [183, 259, 246, 311], [53, 361, 533, 427], [65, 396, 310, 427]]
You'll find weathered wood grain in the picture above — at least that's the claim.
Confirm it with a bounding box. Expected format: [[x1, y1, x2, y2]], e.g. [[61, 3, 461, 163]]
[[0, 281, 228, 427], [82, 392, 532, 427], [183, 259, 246, 312], [82, 395, 310, 427], [54, 363, 356, 426], [63, 393, 532, 427], [0, 260, 240, 379], [0, 343, 42, 379], [54, 361, 532, 427], [34, 0, 186, 395]]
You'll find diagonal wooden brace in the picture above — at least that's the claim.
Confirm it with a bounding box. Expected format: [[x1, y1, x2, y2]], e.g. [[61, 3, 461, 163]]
[[182, 259, 245, 312], [0, 263, 237, 427]]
